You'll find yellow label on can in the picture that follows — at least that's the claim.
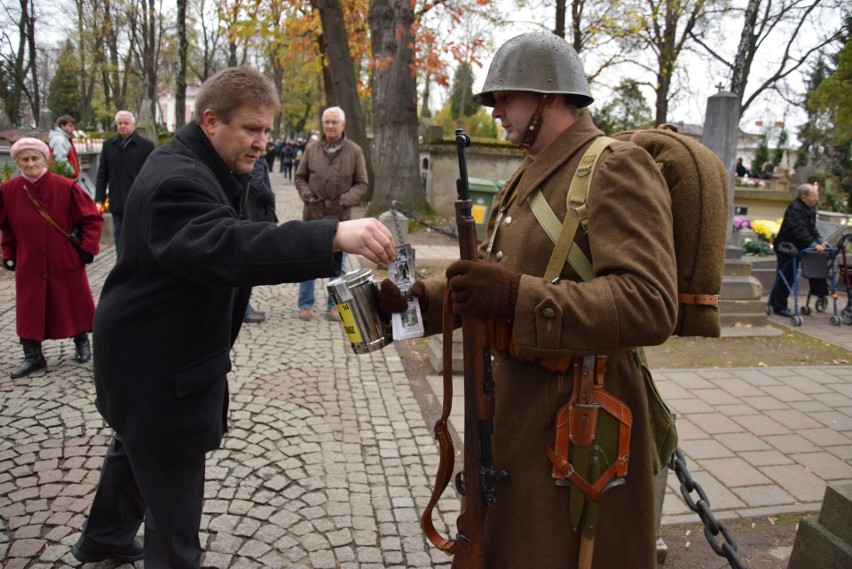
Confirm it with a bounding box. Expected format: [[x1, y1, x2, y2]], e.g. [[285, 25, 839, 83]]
[[472, 203, 487, 224], [337, 303, 363, 344]]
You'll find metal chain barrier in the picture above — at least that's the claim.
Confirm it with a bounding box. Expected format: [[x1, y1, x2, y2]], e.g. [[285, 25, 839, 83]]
[[668, 447, 746, 569], [390, 200, 459, 241], [390, 201, 745, 567]]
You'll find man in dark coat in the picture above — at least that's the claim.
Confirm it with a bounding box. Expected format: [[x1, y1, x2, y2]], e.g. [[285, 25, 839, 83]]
[[769, 183, 829, 316], [380, 33, 677, 568], [70, 66, 396, 568], [95, 110, 155, 254]]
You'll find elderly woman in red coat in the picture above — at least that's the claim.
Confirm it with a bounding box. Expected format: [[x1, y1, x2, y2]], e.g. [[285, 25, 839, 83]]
[[0, 137, 103, 378]]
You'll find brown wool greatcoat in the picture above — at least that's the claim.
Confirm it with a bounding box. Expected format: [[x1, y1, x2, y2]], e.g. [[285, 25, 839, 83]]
[[294, 134, 367, 222], [0, 173, 103, 341], [421, 114, 678, 568]]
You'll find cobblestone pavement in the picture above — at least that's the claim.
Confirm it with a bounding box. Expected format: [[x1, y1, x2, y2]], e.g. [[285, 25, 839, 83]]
[[2, 170, 851, 567], [0, 174, 459, 568]]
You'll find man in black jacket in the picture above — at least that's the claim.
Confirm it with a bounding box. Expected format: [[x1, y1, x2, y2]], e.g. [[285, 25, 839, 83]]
[[95, 110, 155, 254], [769, 183, 829, 316], [70, 66, 396, 568]]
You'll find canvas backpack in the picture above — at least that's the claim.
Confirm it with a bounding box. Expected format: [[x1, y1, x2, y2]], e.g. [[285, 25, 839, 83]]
[[529, 126, 729, 338]]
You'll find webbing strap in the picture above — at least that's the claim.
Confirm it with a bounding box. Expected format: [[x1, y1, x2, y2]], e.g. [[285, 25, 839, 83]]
[[530, 136, 614, 283]]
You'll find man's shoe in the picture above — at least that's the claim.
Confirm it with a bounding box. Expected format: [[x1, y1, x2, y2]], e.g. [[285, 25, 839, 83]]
[[252, 309, 266, 317], [327, 309, 341, 322], [70, 536, 144, 563], [243, 311, 266, 323], [773, 307, 794, 317], [298, 308, 312, 321]]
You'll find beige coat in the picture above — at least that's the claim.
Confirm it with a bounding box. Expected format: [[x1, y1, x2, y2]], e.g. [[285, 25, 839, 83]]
[[294, 134, 367, 221], [422, 114, 678, 568]]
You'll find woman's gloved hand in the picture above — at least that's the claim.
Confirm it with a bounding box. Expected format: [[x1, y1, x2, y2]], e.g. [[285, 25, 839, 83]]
[[378, 279, 429, 318], [446, 260, 520, 320]]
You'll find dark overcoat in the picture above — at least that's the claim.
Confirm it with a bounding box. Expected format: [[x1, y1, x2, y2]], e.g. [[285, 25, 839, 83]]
[[421, 115, 678, 568], [774, 197, 822, 251], [95, 131, 155, 213], [93, 123, 340, 459], [0, 172, 103, 341]]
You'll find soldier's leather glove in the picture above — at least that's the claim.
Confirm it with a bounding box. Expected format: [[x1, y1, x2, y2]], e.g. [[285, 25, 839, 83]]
[[378, 279, 429, 318], [3, 259, 15, 271], [446, 260, 520, 320]]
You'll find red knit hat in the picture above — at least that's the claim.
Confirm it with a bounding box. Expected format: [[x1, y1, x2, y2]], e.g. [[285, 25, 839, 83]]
[[10, 137, 50, 161]]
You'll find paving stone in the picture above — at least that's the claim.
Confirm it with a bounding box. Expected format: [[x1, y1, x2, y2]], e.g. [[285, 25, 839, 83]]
[[1, 176, 850, 567]]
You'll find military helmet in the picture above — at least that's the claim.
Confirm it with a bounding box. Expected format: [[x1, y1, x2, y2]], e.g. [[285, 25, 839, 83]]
[[473, 32, 594, 108]]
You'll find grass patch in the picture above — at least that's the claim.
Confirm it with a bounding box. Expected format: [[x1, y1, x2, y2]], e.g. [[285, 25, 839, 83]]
[[644, 325, 849, 369]]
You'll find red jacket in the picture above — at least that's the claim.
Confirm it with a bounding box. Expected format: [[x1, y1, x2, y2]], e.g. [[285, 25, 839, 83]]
[[0, 172, 103, 340]]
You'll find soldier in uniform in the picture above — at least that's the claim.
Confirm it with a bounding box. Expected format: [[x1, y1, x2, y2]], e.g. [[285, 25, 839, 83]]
[[381, 32, 678, 568]]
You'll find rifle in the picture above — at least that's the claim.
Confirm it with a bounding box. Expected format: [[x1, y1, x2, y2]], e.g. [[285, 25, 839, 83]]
[[420, 129, 499, 569]]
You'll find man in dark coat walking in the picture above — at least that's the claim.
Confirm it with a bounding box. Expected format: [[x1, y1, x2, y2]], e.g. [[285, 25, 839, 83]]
[[95, 110, 155, 254], [70, 66, 396, 568], [769, 183, 829, 316]]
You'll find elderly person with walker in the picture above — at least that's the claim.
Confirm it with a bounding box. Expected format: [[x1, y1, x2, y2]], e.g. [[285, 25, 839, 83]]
[[0, 137, 103, 378]]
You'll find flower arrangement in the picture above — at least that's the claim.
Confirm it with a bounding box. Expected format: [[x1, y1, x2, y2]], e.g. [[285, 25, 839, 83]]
[[741, 237, 773, 256], [751, 218, 781, 243], [735, 177, 765, 188], [732, 215, 751, 231]]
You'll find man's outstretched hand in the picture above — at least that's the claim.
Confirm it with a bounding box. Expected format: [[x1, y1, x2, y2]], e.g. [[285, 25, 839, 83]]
[[334, 219, 396, 265]]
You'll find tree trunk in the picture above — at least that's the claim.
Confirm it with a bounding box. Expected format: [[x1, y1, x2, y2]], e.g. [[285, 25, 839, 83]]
[[9, 0, 29, 126], [555, 0, 566, 38], [23, 0, 40, 124], [729, 0, 760, 108], [570, 0, 583, 53], [176, 0, 188, 129], [368, 0, 425, 213], [315, 0, 374, 196], [76, 0, 92, 124]]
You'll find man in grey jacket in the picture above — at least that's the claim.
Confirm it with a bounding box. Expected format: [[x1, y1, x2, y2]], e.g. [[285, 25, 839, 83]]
[[70, 67, 395, 568], [294, 106, 368, 321], [48, 115, 80, 180]]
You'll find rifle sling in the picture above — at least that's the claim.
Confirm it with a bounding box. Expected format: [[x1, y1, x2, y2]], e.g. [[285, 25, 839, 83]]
[[420, 286, 459, 555]]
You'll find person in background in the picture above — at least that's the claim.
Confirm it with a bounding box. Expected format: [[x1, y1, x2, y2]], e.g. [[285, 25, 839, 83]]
[[759, 161, 775, 179], [48, 115, 81, 180], [69, 66, 394, 568], [735, 156, 750, 178], [294, 106, 368, 321], [768, 183, 830, 317], [379, 32, 678, 569], [264, 136, 277, 171], [243, 155, 277, 323], [95, 110, 155, 254], [280, 140, 296, 182], [0, 137, 103, 378]]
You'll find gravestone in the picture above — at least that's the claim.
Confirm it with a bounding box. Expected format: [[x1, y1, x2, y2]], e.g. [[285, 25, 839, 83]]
[[788, 483, 852, 569], [701, 91, 768, 328]]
